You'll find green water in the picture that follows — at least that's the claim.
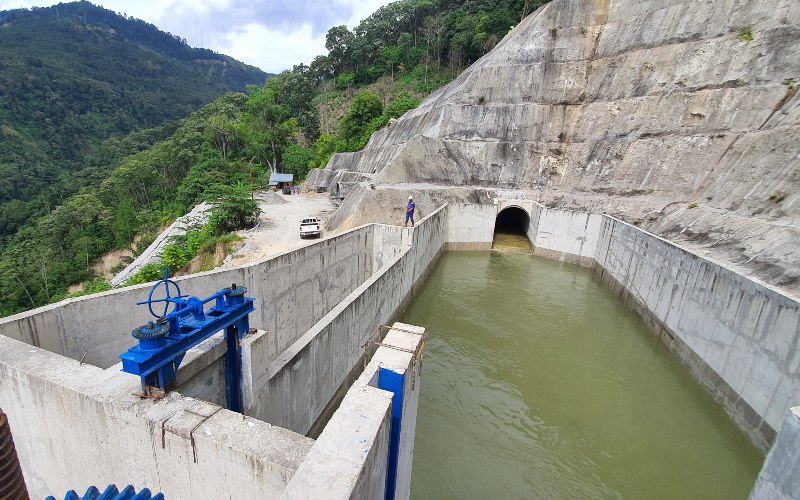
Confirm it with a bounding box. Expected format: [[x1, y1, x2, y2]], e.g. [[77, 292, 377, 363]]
[[404, 252, 763, 499]]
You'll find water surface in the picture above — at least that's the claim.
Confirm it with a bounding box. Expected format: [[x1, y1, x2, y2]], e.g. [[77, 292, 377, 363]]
[[404, 251, 763, 499]]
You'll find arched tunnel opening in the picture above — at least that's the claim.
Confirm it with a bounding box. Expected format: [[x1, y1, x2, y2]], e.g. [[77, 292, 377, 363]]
[[492, 206, 532, 252]]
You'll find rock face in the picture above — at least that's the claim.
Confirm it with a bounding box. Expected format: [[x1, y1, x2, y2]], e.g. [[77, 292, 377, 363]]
[[310, 0, 800, 295]]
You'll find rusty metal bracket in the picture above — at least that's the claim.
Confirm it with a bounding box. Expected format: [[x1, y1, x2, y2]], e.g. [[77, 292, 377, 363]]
[[361, 324, 426, 390]]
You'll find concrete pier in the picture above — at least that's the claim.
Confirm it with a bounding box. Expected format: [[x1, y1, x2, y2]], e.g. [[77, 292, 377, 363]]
[[750, 407, 800, 500]]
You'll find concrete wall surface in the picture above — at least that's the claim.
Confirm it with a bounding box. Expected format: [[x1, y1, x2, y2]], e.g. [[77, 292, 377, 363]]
[[526, 202, 542, 247], [372, 223, 410, 270], [446, 203, 496, 250], [0, 334, 314, 499], [245, 207, 446, 435], [750, 407, 800, 500], [593, 216, 800, 449], [0, 225, 374, 370], [283, 322, 425, 500], [531, 203, 602, 266]]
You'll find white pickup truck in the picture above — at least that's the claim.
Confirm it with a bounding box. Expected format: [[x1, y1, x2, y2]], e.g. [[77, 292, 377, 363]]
[[300, 217, 321, 239]]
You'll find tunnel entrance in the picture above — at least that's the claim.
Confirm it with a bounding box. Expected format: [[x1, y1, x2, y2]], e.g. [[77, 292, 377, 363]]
[[492, 206, 532, 252]]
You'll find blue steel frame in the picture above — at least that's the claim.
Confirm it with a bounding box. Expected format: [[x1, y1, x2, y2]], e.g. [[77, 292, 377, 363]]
[[119, 282, 254, 413], [378, 367, 405, 500]]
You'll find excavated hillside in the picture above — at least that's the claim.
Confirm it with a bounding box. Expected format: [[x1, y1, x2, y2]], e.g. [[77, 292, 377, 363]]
[[308, 0, 799, 296]]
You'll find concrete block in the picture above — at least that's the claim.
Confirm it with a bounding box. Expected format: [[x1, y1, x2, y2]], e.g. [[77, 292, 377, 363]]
[[282, 384, 392, 500], [750, 407, 800, 500]]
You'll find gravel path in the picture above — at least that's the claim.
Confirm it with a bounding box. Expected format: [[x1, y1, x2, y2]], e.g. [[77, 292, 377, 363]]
[[220, 191, 336, 268]]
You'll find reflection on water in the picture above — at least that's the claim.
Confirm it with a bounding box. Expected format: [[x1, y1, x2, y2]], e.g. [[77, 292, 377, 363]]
[[404, 252, 763, 500]]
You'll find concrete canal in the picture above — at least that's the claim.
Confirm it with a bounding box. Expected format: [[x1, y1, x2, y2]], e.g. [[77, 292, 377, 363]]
[[404, 251, 764, 499]]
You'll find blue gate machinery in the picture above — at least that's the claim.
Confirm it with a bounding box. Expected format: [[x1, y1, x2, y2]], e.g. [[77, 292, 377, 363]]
[[119, 269, 255, 413], [46, 484, 164, 500]]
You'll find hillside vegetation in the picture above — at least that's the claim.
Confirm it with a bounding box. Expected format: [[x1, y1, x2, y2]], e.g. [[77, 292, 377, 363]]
[[0, 1, 267, 246], [270, 0, 548, 175], [0, 0, 544, 316]]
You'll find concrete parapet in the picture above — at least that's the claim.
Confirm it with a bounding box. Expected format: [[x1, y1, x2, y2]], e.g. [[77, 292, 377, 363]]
[[0, 225, 375, 370], [0, 334, 313, 499], [750, 407, 800, 499], [282, 322, 425, 500]]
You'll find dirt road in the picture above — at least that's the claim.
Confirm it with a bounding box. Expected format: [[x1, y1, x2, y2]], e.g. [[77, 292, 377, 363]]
[[221, 191, 336, 268]]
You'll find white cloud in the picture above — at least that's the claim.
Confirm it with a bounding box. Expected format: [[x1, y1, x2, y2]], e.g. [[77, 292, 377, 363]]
[[215, 22, 327, 74], [0, 0, 396, 73]]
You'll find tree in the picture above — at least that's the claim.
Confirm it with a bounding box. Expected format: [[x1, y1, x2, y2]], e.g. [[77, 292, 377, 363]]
[[340, 91, 384, 144], [112, 197, 139, 247], [385, 92, 421, 119], [325, 25, 354, 81], [281, 144, 314, 179], [241, 81, 296, 173], [206, 184, 261, 234]]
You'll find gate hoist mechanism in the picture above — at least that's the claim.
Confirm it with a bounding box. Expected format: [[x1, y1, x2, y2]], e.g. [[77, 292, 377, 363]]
[[119, 270, 254, 413]]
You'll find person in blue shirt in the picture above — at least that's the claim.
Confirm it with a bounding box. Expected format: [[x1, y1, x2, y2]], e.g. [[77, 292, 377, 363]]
[[405, 195, 416, 227]]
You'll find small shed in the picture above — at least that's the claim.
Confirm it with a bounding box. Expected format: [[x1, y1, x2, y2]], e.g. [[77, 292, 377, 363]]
[[269, 173, 294, 190]]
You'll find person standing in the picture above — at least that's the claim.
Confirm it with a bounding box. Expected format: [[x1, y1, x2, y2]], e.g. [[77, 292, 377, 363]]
[[405, 195, 416, 227]]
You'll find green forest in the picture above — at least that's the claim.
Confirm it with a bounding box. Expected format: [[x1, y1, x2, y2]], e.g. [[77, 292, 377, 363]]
[[0, 1, 267, 247], [0, 0, 548, 317]]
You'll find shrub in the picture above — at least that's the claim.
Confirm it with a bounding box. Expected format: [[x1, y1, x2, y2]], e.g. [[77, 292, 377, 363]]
[[768, 192, 787, 202], [740, 26, 754, 42], [110, 262, 127, 274], [161, 243, 190, 271], [688, 202, 698, 209], [126, 262, 166, 285], [206, 184, 261, 234]]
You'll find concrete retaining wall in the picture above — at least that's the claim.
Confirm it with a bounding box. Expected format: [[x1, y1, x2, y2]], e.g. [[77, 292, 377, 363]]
[[0, 226, 374, 370], [445, 203, 495, 250], [593, 216, 800, 450], [0, 334, 314, 499], [531, 203, 602, 266], [243, 207, 447, 435], [750, 407, 800, 500]]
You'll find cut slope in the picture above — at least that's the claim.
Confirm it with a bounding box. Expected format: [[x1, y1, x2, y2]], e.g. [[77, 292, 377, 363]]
[[313, 0, 800, 295]]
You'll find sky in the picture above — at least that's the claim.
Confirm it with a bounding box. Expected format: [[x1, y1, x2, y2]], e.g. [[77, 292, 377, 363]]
[[0, 0, 395, 73]]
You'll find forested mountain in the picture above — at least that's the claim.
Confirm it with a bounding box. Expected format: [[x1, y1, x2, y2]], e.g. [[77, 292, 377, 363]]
[[0, 0, 545, 316], [0, 1, 268, 246]]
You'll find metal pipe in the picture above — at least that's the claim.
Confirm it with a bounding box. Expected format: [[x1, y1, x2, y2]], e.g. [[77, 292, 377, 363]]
[[0, 408, 29, 500]]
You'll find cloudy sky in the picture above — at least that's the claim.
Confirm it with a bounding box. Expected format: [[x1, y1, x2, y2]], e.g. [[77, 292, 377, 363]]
[[0, 0, 394, 73]]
